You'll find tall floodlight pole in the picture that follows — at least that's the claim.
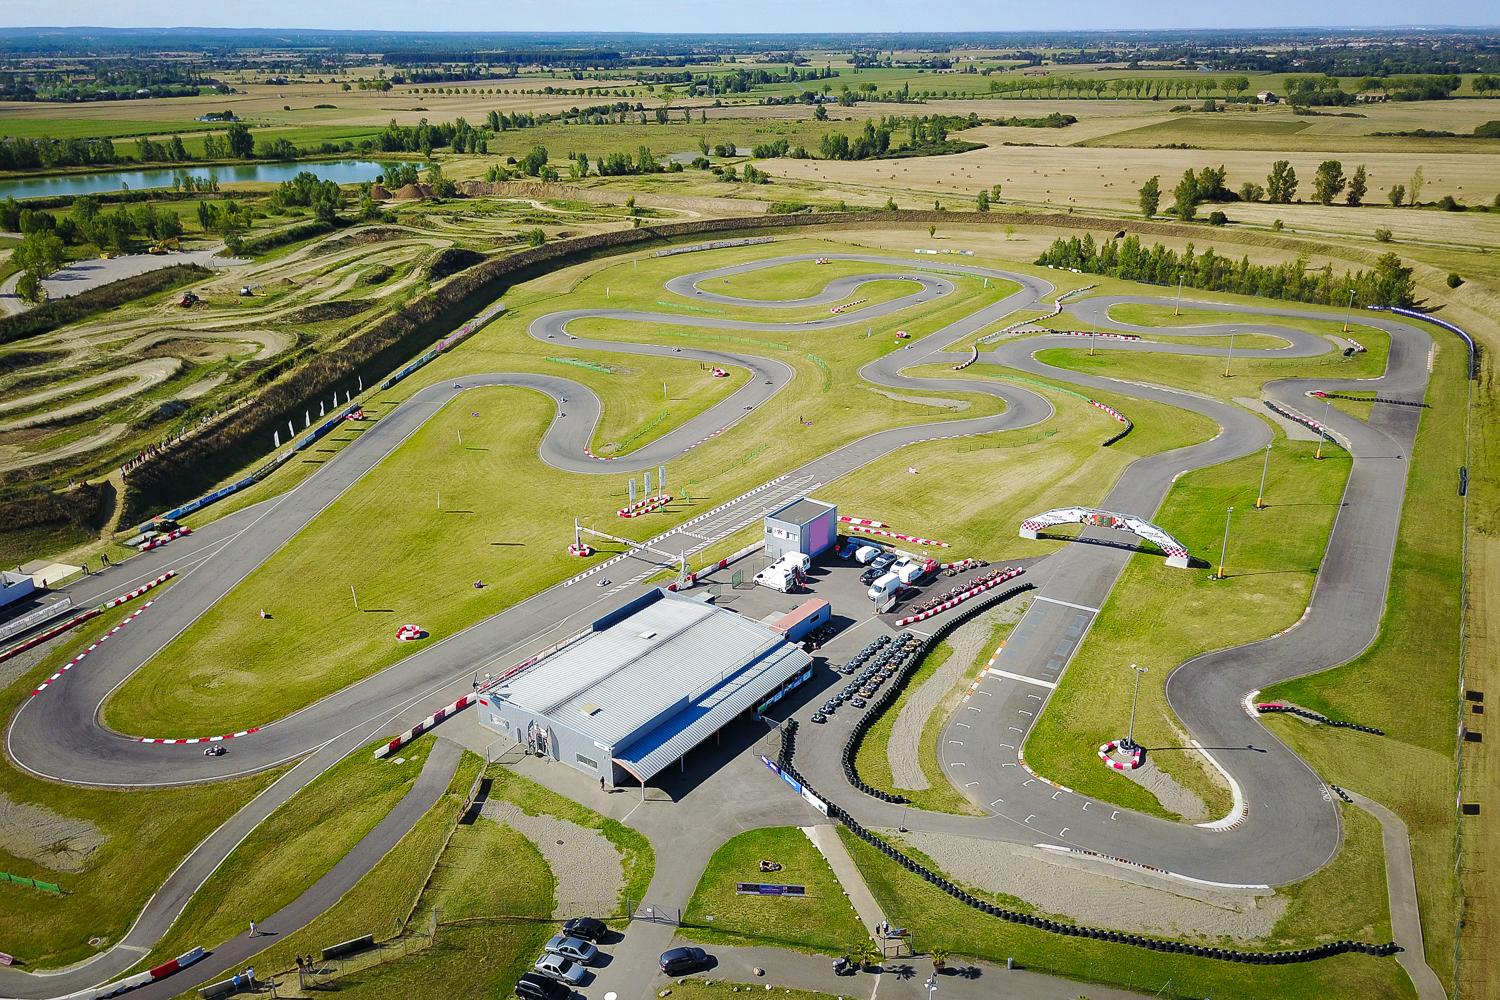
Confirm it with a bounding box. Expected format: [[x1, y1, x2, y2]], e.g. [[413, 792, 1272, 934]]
[[1224, 331, 1236, 378], [1126, 664, 1149, 749], [1256, 440, 1272, 509], [1342, 288, 1355, 333], [1214, 506, 1235, 579], [1315, 398, 1332, 460], [1174, 274, 1184, 316]]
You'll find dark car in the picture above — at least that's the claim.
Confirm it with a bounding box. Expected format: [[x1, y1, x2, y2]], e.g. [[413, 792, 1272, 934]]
[[660, 946, 708, 975], [859, 554, 897, 585], [515, 972, 572, 1000], [562, 916, 606, 943]]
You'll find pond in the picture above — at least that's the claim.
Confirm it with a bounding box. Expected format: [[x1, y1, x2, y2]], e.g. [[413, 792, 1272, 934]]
[[0, 160, 419, 201]]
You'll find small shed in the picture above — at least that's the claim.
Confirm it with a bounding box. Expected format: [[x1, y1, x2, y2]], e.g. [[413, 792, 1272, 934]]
[[769, 599, 831, 643], [1256, 90, 1277, 104], [764, 497, 838, 562]]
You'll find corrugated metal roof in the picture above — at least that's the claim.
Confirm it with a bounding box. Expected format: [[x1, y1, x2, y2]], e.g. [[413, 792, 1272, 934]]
[[493, 590, 807, 747], [613, 641, 811, 782]]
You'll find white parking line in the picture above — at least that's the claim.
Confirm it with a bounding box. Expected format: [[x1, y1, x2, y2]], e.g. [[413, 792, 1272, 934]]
[[986, 668, 1058, 690]]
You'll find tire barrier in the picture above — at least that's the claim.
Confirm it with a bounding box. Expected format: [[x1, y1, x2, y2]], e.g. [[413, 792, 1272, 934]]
[[1255, 702, 1384, 736], [1020, 507, 1190, 569], [1090, 399, 1135, 447], [839, 516, 889, 528], [848, 525, 950, 548], [0, 572, 175, 668], [1098, 739, 1145, 770], [30, 586, 172, 696], [395, 624, 426, 642], [1460, 466, 1468, 497], [1310, 391, 1428, 409], [1368, 305, 1477, 380], [952, 344, 979, 371], [978, 302, 1061, 345], [1263, 398, 1345, 449], [373, 695, 474, 759], [567, 543, 595, 557], [617, 494, 672, 518], [1331, 785, 1354, 803], [831, 298, 868, 314], [786, 664, 1400, 966], [653, 235, 775, 258], [842, 584, 1036, 805], [895, 567, 1026, 626], [59, 945, 205, 1000], [139, 526, 191, 551], [1056, 331, 1142, 341]]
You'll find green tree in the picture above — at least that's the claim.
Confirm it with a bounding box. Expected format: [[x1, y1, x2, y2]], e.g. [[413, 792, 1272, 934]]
[[14, 229, 67, 282], [991, 183, 1002, 202], [1137, 175, 1160, 219], [1347, 165, 1367, 207], [1409, 166, 1424, 205], [1371, 252, 1416, 306], [15, 271, 43, 304], [425, 162, 456, 199], [1225, 75, 1251, 96], [525, 228, 545, 247], [1171, 169, 1200, 220], [226, 122, 254, 159], [814, 103, 828, 121], [1388, 183, 1406, 207], [1239, 181, 1265, 202], [927, 224, 936, 238], [1473, 74, 1500, 95], [1267, 160, 1298, 203], [976, 189, 990, 212], [1313, 160, 1345, 205]]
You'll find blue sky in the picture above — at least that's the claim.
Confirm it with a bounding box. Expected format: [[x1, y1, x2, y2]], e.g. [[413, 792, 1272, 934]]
[[1, 1, 1495, 32]]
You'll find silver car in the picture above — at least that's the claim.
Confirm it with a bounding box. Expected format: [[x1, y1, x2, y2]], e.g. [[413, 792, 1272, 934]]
[[533, 953, 586, 985], [544, 935, 599, 965]]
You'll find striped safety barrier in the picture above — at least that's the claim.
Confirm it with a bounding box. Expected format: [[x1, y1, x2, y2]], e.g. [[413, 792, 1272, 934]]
[[139, 526, 191, 551], [894, 568, 1025, 625], [1054, 331, 1142, 341], [849, 524, 950, 548], [831, 298, 868, 314], [952, 344, 979, 371], [1099, 739, 1145, 771], [374, 695, 474, 758], [617, 495, 672, 518], [838, 516, 889, 528]]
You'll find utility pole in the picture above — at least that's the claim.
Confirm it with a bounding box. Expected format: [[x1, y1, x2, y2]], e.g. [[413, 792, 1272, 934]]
[[1256, 440, 1272, 509], [1213, 506, 1234, 579], [1126, 664, 1149, 749], [1174, 274, 1184, 316], [1224, 331, 1235, 377], [1342, 288, 1355, 333]]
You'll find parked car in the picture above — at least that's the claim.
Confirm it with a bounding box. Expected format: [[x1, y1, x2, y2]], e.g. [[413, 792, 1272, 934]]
[[514, 972, 572, 1000], [545, 935, 599, 965], [838, 538, 861, 559], [860, 555, 897, 585], [534, 953, 587, 985], [660, 946, 708, 975], [562, 917, 606, 943]]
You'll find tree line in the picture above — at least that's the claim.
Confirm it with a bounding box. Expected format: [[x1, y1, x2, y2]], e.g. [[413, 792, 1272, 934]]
[[1035, 234, 1417, 309], [1137, 160, 1444, 220]]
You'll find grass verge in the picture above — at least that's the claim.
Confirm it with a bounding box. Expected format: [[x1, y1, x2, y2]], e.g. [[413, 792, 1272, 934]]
[[682, 827, 868, 956]]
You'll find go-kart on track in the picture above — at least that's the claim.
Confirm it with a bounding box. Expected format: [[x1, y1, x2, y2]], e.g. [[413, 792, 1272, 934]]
[[2, 252, 1435, 999]]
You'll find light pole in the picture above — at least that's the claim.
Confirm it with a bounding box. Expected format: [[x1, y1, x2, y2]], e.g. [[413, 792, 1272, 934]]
[[924, 978, 938, 1000], [1315, 398, 1332, 460], [1256, 440, 1272, 509], [1342, 288, 1355, 333], [1174, 274, 1184, 315], [1213, 506, 1234, 579], [1125, 663, 1149, 750], [1223, 330, 1235, 378]]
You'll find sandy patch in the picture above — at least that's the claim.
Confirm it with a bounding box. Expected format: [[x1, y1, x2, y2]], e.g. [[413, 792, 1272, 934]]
[[0, 790, 107, 873], [1115, 756, 1208, 822], [482, 800, 624, 917], [863, 387, 971, 411]]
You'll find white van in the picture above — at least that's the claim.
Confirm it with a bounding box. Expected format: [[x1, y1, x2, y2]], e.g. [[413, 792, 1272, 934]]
[[755, 565, 797, 593], [854, 545, 883, 565], [867, 571, 902, 602], [775, 552, 812, 574]]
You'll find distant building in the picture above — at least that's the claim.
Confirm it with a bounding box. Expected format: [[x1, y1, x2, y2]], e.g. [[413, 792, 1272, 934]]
[[1356, 91, 1389, 103], [1023, 68, 1049, 77], [1256, 91, 1278, 104]]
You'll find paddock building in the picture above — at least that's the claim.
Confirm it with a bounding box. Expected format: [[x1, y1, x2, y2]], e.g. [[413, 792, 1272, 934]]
[[475, 589, 813, 788], [763, 497, 839, 562]]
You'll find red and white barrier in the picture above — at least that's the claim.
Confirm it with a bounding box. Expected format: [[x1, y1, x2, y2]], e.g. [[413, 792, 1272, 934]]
[[894, 567, 1025, 626], [374, 695, 474, 758], [396, 623, 426, 642], [89, 946, 200, 1000], [952, 344, 979, 371], [1054, 331, 1141, 342], [838, 516, 889, 528], [939, 558, 981, 571], [140, 526, 192, 551], [849, 524, 950, 548], [831, 298, 868, 315], [1089, 400, 1129, 423], [26, 572, 177, 691], [618, 495, 672, 518], [1098, 740, 1145, 771], [567, 543, 594, 557]]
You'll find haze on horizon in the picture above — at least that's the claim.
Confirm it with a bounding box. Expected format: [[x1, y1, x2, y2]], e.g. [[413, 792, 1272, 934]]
[[1, 0, 1497, 33]]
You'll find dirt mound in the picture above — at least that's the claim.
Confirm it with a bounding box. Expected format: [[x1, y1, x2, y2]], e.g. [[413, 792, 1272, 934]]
[[280, 278, 298, 286], [276, 300, 376, 325], [391, 183, 433, 201], [370, 184, 392, 200]]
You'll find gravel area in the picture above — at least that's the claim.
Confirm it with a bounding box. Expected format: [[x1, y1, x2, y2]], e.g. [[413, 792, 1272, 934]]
[[863, 387, 971, 411], [482, 799, 625, 918], [899, 831, 1286, 942], [0, 789, 106, 873], [887, 598, 1027, 790], [1116, 755, 1208, 822]]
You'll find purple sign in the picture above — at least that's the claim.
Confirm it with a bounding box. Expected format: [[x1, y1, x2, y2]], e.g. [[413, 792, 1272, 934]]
[[736, 883, 807, 897]]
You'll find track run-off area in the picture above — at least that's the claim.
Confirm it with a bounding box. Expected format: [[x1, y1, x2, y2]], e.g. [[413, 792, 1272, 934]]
[[1, 250, 1443, 998]]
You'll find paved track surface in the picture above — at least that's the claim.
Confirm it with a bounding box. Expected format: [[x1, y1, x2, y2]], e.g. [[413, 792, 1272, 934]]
[[0, 253, 1437, 998]]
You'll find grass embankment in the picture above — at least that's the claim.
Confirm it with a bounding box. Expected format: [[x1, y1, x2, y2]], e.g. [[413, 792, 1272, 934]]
[[1025, 435, 1352, 820], [0, 588, 286, 970], [841, 825, 1415, 1000], [107, 239, 1026, 736], [138, 733, 446, 970], [682, 827, 867, 956], [1261, 341, 1468, 993], [486, 766, 655, 909], [711, 259, 925, 301]]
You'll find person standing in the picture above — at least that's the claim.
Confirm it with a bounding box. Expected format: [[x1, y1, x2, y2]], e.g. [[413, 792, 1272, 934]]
[[249, 919, 257, 937]]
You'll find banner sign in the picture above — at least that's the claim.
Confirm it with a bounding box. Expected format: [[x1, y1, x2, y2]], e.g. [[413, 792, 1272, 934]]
[[759, 754, 780, 775], [780, 770, 802, 794], [736, 883, 807, 897], [801, 787, 829, 816]]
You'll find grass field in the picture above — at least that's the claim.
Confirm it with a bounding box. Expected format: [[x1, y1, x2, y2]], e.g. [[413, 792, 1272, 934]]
[[682, 827, 867, 956], [1024, 434, 1353, 819], [137, 733, 444, 970], [0, 588, 287, 970], [841, 826, 1416, 1000]]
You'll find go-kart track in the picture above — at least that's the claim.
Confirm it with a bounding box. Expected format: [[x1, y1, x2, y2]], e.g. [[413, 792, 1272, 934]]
[[1, 251, 1439, 1000]]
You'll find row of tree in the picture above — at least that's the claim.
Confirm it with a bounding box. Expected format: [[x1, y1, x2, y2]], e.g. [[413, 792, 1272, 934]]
[[1035, 234, 1417, 308], [1137, 161, 1431, 219]]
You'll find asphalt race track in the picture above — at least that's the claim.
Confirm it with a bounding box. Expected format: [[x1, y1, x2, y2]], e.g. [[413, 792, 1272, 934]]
[[0, 252, 1434, 998]]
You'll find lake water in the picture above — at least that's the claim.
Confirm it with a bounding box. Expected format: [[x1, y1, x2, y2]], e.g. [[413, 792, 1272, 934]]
[[0, 160, 407, 201]]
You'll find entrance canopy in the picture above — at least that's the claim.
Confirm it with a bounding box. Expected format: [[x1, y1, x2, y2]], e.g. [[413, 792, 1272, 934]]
[[1020, 507, 1191, 569]]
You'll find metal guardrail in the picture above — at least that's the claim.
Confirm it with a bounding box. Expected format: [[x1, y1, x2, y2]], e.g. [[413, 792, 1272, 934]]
[[0, 597, 72, 644]]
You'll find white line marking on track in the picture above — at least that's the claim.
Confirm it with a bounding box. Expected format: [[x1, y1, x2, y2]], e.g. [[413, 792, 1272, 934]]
[[991, 799, 1004, 806], [955, 722, 970, 728], [986, 668, 1058, 690], [1031, 595, 1101, 613]]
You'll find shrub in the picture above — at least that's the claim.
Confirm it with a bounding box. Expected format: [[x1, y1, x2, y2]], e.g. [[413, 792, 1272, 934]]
[[1208, 211, 1229, 226], [1447, 273, 1464, 288], [1271, 219, 1284, 231], [1374, 227, 1394, 242], [1437, 194, 1465, 212]]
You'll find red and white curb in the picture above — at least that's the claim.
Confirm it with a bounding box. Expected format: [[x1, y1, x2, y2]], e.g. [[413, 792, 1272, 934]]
[[26, 573, 177, 694], [88, 944, 206, 998], [1052, 331, 1141, 341], [374, 694, 474, 758], [617, 494, 672, 518], [831, 297, 868, 314], [138, 727, 261, 744], [32, 602, 156, 696], [895, 567, 1024, 625], [582, 446, 618, 461], [1098, 739, 1145, 770], [849, 525, 950, 548], [681, 427, 727, 453], [838, 516, 889, 528]]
